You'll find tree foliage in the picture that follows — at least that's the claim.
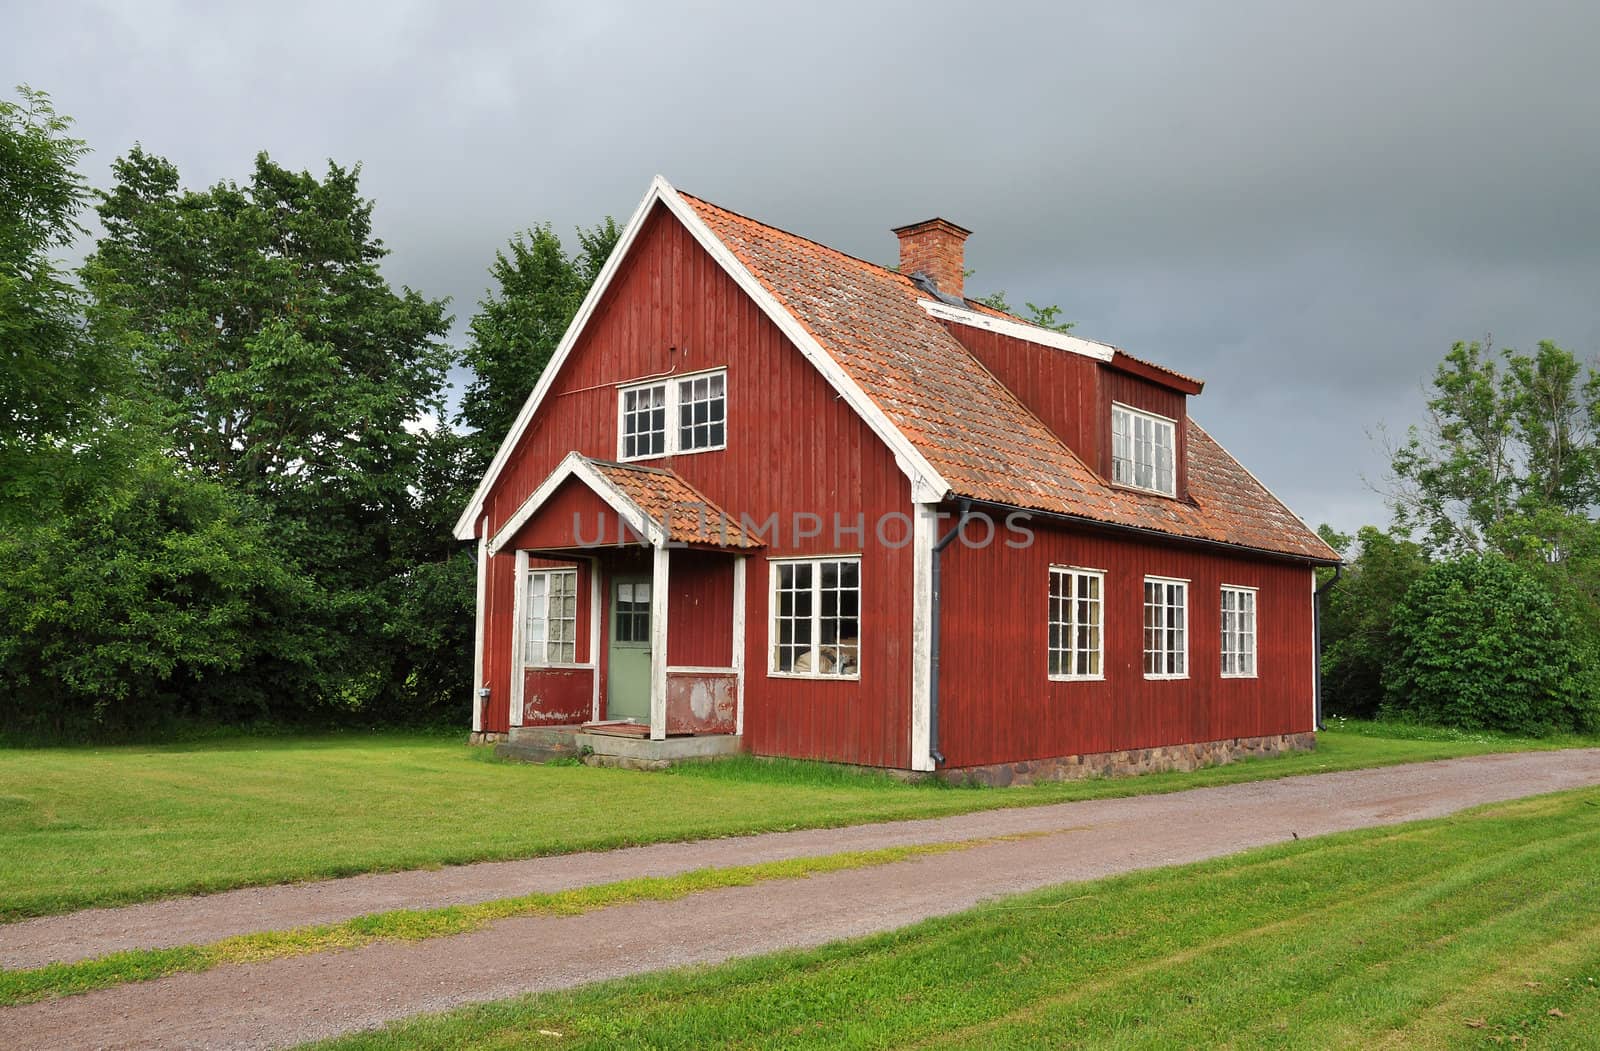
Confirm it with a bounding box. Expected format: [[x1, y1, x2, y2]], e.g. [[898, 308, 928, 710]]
[[1390, 339, 1600, 556], [1318, 526, 1429, 719], [972, 288, 1075, 332], [0, 87, 123, 515], [458, 219, 619, 465], [1382, 554, 1598, 735]]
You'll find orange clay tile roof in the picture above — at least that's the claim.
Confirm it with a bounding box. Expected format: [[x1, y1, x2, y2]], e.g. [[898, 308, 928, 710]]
[[679, 192, 1337, 563], [588, 458, 762, 549]]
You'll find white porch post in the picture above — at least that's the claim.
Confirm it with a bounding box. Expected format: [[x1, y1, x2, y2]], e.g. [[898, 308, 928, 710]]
[[732, 555, 747, 736], [589, 555, 603, 723], [649, 543, 670, 741], [509, 550, 528, 728], [472, 519, 488, 733]]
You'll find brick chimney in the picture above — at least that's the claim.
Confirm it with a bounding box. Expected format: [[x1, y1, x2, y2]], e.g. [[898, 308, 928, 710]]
[[893, 218, 972, 299]]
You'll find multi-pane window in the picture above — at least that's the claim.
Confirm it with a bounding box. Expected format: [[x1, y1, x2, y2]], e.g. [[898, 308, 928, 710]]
[[1048, 567, 1104, 679], [1221, 585, 1257, 677], [614, 580, 651, 643], [1143, 577, 1188, 678], [678, 372, 726, 451], [621, 384, 666, 459], [771, 557, 860, 677], [524, 568, 578, 666], [619, 369, 726, 460], [1112, 403, 1176, 496]]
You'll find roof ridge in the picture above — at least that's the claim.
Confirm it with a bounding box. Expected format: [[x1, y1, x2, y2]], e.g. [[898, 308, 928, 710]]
[[676, 189, 915, 287]]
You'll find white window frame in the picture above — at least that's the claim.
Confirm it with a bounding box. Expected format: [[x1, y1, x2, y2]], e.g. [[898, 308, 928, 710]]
[[1220, 584, 1258, 679], [768, 555, 861, 680], [617, 367, 727, 461], [1143, 575, 1189, 680], [523, 567, 580, 668], [1048, 565, 1105, 681], [1112, 402, 1177, 497]]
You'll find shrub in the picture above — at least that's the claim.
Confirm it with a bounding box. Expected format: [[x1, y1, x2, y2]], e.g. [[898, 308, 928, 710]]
[[1382, 553, 1598, 735]]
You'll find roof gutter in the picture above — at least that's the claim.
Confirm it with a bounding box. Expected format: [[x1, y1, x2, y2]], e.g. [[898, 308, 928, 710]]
[[959, 499, 1341, 568], [928, 498, 971, 768]]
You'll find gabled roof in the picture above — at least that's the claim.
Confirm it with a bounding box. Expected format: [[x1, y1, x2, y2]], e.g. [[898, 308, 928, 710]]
[[489, 453, 760, 555], [680, 192, 1337, 563], [459, 176, 1337, 564]]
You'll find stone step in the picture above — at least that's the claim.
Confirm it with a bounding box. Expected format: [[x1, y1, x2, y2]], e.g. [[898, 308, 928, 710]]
[[494, 738, 581, 764]]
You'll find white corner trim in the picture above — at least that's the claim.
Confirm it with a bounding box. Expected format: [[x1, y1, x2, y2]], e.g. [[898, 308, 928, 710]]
[[918, 299, 1116, 362], [487, 452, 663, 555], [453, 175, 952, 540], [909, 502, 937, 772]]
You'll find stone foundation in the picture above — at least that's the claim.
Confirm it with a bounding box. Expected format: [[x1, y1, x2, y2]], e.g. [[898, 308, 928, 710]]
[[939, 732, 1317, 787], [468, 731, 507, 746]]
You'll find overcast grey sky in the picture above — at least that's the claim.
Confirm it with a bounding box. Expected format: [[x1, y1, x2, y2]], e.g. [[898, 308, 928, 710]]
[[8, 0, 1599, 534]]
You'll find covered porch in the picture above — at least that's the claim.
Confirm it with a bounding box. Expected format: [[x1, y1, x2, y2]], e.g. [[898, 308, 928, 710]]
[[487, 453, 761, 748]]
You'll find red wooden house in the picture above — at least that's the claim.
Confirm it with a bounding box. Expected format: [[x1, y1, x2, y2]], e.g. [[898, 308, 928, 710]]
[[454, 177, 1340, 781]]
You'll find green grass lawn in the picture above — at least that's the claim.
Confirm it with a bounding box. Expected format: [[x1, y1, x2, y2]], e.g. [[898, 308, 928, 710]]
[[311, 788, 1600, 1051], [0, 721, 1593, 922]]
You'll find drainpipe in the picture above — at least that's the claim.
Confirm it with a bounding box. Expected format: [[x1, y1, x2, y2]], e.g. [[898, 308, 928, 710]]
[[1313, 563, 1343, 731], [928, 498, 971, 768]]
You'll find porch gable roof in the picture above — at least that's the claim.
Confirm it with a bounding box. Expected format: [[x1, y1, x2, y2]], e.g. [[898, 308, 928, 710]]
[[488, 452, 761, 555]]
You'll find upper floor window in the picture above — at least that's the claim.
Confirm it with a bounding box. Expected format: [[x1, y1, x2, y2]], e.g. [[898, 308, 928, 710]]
[[1112, 403, 1176, 496], [1048, 566, 1104, 680], [1143, 576, 1188, 678], [770, 557, 860, 678], [619, 369, 726, 460], [524, 567, 578, 666], [1220, 585, 1257, 678]]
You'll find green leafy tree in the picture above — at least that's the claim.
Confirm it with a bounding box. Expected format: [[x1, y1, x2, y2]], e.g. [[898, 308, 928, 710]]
[[0, 451, 319, 739], [81, 147, 459, 718], [458, 218, 620, 464], [1382, 553, 1598, 734], [1318, 526, 1430, 718], [0, 87, 124, 514], [973, 288, 1075, 332], [1390, 339, 1599, 556]]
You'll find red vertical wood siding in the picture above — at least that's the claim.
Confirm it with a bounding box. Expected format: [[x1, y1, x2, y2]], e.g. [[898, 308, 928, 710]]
[[937, 517, 1315, 768], [939, 321, 1105, 469], [666, 550, 734, 668], [476, 203, 913, 766]]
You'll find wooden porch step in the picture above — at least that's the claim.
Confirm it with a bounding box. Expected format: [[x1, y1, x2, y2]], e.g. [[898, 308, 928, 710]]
[[580, 719, 651, 738]]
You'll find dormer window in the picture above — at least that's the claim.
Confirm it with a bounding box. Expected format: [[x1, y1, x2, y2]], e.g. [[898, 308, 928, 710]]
[[1111, 402, 1176, 496], [618, 368, 726, 461]]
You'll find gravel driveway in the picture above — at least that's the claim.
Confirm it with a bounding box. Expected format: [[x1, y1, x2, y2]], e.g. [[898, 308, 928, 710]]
[[3, 748, 1599, 1050]]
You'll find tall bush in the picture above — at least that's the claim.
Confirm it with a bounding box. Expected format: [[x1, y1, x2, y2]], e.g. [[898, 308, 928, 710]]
[[1383, 553, 1598, 734]]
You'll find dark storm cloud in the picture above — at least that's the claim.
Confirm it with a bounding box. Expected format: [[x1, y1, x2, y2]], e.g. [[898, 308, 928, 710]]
[[8, 0, 1600, 533]]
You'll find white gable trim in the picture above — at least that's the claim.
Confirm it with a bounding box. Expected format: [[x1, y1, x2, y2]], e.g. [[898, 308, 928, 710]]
[[488, 452, 662, 555], [454, 176, 952, 540], [918, 299, 1116, 363]]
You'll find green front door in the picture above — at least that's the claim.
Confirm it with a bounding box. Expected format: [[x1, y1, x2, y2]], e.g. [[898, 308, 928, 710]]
[[607, 576, 652, 722]]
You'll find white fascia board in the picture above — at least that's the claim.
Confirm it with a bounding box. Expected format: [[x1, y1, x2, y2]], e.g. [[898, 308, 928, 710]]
[[452, 178, 671, 541], [487, 452, 662, 554], [918, 299, 1116, 363], [453, 175, 953, 539]]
